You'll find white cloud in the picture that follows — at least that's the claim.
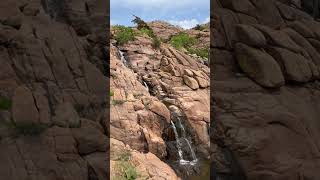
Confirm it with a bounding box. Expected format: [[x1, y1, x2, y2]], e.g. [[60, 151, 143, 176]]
[[168, 16, 209, 29], [168, 19, 199, 29]]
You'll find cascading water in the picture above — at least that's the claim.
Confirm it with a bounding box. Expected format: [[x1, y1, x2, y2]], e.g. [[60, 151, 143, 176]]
[[185, 139, 197, 165], [143, 81, 149, 91], [177, 117, 186, 137], [177, 117, 197, 163], [171, 121, 184, 160], [171, 117, 198, 166], [118, 49, 128, 67]]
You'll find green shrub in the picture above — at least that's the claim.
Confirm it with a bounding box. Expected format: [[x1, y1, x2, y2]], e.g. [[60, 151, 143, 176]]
[[0, 97, 12, 110], [187, 47, 209, 59], [169, 32, 197, 49], [116, 161, 138, 180], [114, 25, 136, 45], [194, 24, 206, 31], [152, 37, 161, 49], [140, 27, 154, 38], [115, 151, 138, 180], [132, 15, 149, 30]]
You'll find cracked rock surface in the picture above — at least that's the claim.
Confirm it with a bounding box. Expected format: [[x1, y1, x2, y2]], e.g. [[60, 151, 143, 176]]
[[0, 0, 108, 179], [212, 0, 320, 179]]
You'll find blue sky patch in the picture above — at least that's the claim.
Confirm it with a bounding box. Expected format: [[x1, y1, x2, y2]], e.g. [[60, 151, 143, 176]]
[[111, 0, 210, 29]]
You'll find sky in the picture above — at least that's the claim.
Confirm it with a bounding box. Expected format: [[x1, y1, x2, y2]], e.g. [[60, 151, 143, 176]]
[[111, 0, 210, 29]]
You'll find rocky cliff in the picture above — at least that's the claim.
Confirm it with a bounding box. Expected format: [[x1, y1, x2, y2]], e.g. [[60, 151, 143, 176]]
[[0, 0, 109, 179], [212, 0, 320, 179], [110, 21, 210, 179]]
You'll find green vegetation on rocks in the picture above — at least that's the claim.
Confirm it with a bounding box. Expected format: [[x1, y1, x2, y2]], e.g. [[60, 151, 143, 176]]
[[188, 47, 209, 59], [133, 15, 161, 49], [152, 37, 161, 49], [114, 150, 139, 180], [114, 25, 136, 45], [169, 33, 208, 58], [139, 27, 154, 37], [132, 15, 149, 30], [194, 24, 206, 31], [169, 32, 197, 49]]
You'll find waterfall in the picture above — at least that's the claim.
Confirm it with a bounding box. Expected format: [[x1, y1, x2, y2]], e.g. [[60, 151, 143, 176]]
[[177, 117, 198, 164], [118, 50, 128, 67], [177, 117, 186, 137], [143, 81, 149, 91], [171, 121, 184, 160], [171, 119, 198, 166], [185, 138, 198, 164]]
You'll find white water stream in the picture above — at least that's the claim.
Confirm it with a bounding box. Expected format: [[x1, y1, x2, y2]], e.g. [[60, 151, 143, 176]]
[[143, 81, 149, 92], [171, 118, 198, 166], [118, 49, 128, 67]]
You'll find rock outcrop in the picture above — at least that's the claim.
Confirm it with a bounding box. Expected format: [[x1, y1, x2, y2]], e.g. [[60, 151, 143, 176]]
[[212, 0, 320, 179], [0, 0, 109, 179], [111, 21, 210, 179], [148, 21, 183, 42]]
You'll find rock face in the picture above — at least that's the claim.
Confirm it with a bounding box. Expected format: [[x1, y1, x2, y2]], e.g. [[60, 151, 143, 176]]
[[111, 21, 210, 178], [212, 0, 320, 180], [0, 0, 108, 179], [235, 43, 285, 87], [148, 21, 183, 41]]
